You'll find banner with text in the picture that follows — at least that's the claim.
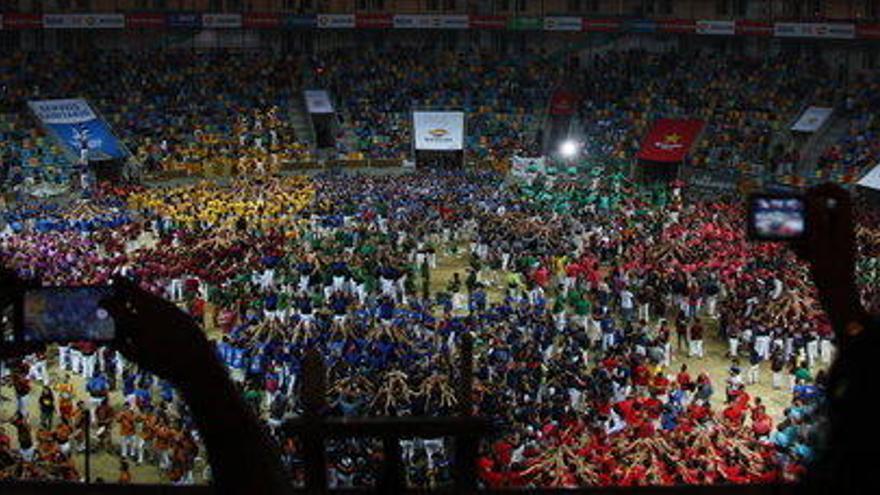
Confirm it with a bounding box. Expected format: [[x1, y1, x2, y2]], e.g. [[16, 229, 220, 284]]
[[43, 14, 124, 29], [29, 99, 127, 161], [413, 111, 465, 151], [393, 15, 468, 29], [544, 16, 582, 31], [774, 22, 855, 39], [202, 13, 242, 29], [317, 14, 354, 29], [638, 119, 704, 163], [696, 20, 735, 35], [167, 13, 201, 29], [126, 13, 166, 29]]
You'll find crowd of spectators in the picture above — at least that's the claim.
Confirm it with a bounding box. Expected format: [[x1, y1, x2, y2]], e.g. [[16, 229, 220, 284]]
[[1, 46, 865, 192], [312, 46, 552, 160], [577, 50, 837, 174], [1, 51, 310, 188], [817, 73, 880, 178]]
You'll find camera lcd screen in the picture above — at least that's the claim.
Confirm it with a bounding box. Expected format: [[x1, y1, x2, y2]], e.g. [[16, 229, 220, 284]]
[[1, 301, 14, 344], [751, 197, 806, 240], [22, 287, 116, 342]]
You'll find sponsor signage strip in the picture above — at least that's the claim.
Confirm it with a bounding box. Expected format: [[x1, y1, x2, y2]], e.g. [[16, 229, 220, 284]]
[[774, 22, 855, 39], [243, 13, 281, 29], [43, 14, 125, 29], [126, 13, 166, 29], [544, 16, 583, 32], [356, 13, 393, 29], [659, 19, 695, 33], [393, 15, 468, 29], [0, 12, 877, 39], [202, 13, 242, 29], [696, 20, 735, 35], [316, 14, 355, 29]]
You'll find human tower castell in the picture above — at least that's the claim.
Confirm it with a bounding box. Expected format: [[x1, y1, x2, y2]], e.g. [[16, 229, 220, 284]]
[[4, 156, 879, 488]]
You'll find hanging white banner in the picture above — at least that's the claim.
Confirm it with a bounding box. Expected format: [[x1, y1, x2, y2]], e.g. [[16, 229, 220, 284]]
[[857, 163, 880, 191], [303, 90, 334, 114], [791, 107, 833, 133], [413, 111, 465, 151]]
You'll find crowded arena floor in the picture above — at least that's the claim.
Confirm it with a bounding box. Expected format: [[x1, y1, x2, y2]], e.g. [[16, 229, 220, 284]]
[[3, 160, 871, 487]]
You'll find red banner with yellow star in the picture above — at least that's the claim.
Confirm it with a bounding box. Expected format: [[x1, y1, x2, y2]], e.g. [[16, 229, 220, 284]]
[[637, 119, 705, 163]]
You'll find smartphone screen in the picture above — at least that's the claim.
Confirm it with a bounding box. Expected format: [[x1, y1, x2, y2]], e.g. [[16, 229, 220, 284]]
[[750, 196, 807, 241], [1, 300, 14, 344], [22, 287, 116, 342]]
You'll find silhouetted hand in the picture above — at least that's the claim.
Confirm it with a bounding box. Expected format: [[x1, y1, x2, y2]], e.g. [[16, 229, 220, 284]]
[[100, 277, 219, 389], [101, 279, 291, 494], [792, 183, 868, 339]]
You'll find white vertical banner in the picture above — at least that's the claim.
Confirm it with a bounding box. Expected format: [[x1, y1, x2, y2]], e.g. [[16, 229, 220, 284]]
[[413, 111, 465, 151]]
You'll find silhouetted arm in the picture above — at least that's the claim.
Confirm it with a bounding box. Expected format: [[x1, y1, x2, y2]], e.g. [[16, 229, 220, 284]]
[[102, 279, 291, 495]]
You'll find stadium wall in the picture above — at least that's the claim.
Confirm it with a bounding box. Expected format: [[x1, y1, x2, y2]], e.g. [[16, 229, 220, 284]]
[[1, 0, 880, 20]]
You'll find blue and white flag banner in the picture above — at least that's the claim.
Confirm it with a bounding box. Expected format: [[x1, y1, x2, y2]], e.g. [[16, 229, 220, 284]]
[[28, 98, 127, 161]]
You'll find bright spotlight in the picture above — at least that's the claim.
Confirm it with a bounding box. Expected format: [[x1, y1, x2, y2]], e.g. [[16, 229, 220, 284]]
[[559, 140, 578, 158]]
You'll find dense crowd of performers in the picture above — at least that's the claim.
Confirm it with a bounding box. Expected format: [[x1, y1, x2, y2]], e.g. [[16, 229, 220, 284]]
[[3, 162, 877, 487]]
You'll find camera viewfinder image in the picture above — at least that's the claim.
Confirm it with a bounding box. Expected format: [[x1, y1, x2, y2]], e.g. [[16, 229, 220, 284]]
[[22, 287, 116, 342], [1, 302, 13, 344], [754, 198, 806, 239]]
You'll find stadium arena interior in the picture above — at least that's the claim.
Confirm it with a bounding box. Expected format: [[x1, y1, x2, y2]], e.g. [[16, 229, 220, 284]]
[[2, 1, 880, 494]]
